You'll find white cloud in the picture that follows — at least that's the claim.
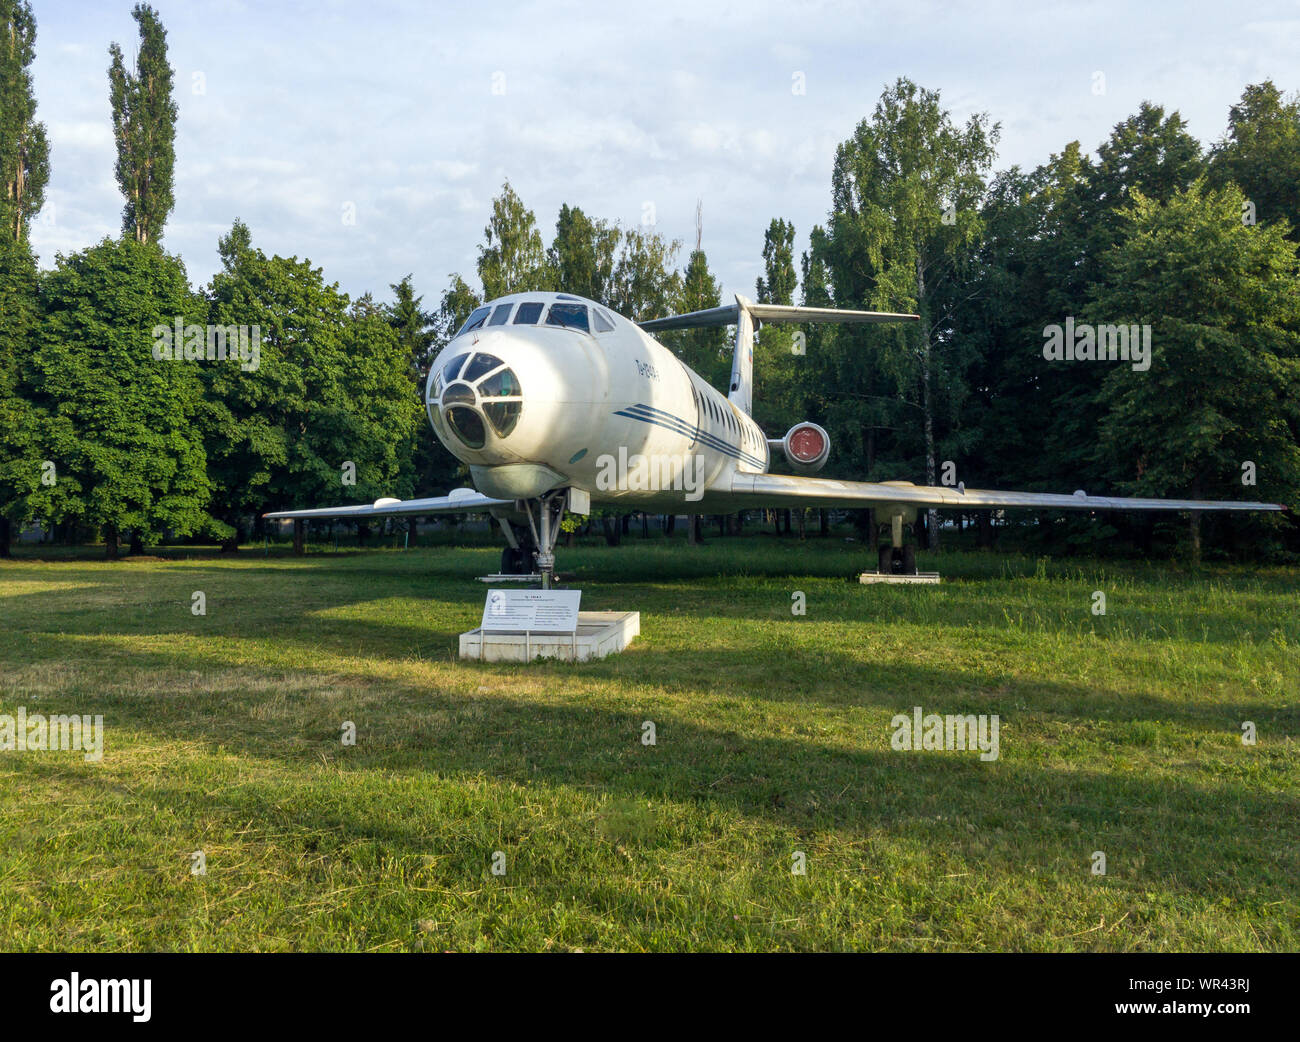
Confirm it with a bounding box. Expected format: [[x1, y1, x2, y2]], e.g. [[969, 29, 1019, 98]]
[[22, 0, 1300, 305]]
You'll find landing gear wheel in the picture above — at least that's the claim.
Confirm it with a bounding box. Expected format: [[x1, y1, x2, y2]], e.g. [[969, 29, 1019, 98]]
[[501, 546, 530, 575], [878, 545, 893, 575], [901, 545, 917, 576]]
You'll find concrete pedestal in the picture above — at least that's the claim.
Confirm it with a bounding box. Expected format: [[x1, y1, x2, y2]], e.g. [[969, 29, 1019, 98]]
[[459, 611, 640, 662], [858, 571, 942, 585]]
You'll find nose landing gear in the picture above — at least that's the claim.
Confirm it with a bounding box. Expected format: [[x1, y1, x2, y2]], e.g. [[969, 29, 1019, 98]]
[[494, 488, 586, 588]]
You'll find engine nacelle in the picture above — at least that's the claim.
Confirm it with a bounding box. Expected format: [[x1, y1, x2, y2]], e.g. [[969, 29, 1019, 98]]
[[781, 422, 830, 473]]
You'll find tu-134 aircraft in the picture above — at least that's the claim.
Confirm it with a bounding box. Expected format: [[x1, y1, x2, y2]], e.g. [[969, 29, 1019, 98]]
[[265, 292, 1284, 586]]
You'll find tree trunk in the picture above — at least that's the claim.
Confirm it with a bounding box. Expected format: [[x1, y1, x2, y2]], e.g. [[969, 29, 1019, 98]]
[[129, 531, 144, 555], [819, 509, 829, 537], [916, 255, 939, 551], [688, 514, 702, 545], [104, 524, 120, 560], [977, 510, 994, 549], [602, 516, 622, 546], [293, 520, 305, 556], [665, 513, 676, 535], [1187, 478, 1203, 564], [0, 517, 11, 558], [797, 509, 806, 541]]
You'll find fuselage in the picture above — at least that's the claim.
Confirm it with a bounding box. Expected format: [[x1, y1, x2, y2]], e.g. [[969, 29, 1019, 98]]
[[424, 292, 770, 512]]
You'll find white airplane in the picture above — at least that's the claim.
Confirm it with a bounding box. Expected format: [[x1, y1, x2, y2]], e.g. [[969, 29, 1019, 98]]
[[266, 291, 1285, 586]]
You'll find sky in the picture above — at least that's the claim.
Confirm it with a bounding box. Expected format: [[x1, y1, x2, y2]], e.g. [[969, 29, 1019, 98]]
[[25, 0, 1300, 309]]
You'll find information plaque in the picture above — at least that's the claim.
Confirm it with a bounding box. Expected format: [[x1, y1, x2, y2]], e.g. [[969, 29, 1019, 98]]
[[480, 589, 581, 634]]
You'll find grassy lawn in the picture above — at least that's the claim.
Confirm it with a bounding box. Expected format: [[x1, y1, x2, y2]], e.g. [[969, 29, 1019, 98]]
[[0, 535, 1296, 951]]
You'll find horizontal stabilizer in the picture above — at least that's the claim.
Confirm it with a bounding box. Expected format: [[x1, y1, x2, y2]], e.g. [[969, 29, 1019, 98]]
[[639, 302, 919, 332]]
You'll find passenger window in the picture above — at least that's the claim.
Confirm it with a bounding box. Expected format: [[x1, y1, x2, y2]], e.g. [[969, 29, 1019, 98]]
[[487, 304, 512, 325], [513, 302, 544, 325], [546, 303, 590, 333]]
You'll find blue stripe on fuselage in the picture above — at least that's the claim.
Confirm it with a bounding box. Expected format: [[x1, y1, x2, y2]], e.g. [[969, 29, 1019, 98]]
[[613, 403, 766, 469]]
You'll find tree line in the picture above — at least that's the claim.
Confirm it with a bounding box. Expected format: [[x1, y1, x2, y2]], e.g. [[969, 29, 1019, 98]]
[[1, 3, 1297, 561]]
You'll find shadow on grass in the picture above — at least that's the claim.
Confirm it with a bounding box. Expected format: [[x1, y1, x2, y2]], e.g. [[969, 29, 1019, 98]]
[[10, 643, 1298, 918]]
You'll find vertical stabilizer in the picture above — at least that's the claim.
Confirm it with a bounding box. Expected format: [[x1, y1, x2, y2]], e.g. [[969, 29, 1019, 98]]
[[729, 293, 755, 415]]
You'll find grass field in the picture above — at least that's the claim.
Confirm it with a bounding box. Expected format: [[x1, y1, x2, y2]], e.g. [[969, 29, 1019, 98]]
[[1, 535, 1297, 951]]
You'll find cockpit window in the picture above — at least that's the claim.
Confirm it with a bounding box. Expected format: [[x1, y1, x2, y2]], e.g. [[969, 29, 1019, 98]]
[[455, 306, 492, 338], [592, 309, 615, 333], [487, 303, 512, 326], [442, 354, 469, 384], [462, 352, 503, 382], [446, 406, 486, 449], [546, 303, 589, 332], [512, 301, 544, 325], [479, 367, 520, 397]]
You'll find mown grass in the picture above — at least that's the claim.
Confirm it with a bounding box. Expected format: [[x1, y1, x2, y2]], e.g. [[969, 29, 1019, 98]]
[[0, 534, 1296, 951]]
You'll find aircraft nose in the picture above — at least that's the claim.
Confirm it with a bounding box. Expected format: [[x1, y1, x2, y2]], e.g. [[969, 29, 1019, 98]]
[[427, 336, 526, 452]]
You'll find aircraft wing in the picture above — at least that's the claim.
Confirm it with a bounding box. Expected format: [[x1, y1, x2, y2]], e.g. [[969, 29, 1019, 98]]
[[263, 489, 512, 522], [719, 473, 1286, 514]]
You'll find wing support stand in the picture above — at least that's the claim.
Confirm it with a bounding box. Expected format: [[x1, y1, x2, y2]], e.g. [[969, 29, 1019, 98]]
[[859, 510, 940, 585]]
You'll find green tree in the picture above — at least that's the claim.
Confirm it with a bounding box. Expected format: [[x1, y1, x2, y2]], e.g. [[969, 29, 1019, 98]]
[[610, 225, 681, 322], [433, 273, 481, 343], [388, 273, 437, 377], [29, 239, 211, 557], [108, 4, 177, 244], [826, 77, 999, 546], [755, 218, 797, 305], [1090, 180, 1300, 561], [671, 244, 726, 382], [0, 237, 39, 555], [477, 181, 551, 298], [0, 1, 47, 554], [0, 0, 48, 242], [750, 218, 804, 438], [201, 221, 420, 546], [549, 204, 618, 302], [1209, 80, 1300, 238]]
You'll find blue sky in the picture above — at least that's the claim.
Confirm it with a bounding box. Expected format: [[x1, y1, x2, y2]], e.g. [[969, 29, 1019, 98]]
[[26, 0, 1300, 309]]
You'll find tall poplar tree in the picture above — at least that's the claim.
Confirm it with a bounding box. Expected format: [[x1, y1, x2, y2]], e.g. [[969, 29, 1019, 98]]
[[0, 0, 47, 554], [109, 4, 177, 244], [0, 0, 48, 243]]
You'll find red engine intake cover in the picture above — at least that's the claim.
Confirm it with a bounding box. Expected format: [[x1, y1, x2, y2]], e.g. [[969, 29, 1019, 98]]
[[788, 424, 826, 463], [782, 422, 830, 471]]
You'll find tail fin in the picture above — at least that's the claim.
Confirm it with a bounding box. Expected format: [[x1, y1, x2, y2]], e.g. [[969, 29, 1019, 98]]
[[639, 298, 918, 416], [729, 294, 756, 415]]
